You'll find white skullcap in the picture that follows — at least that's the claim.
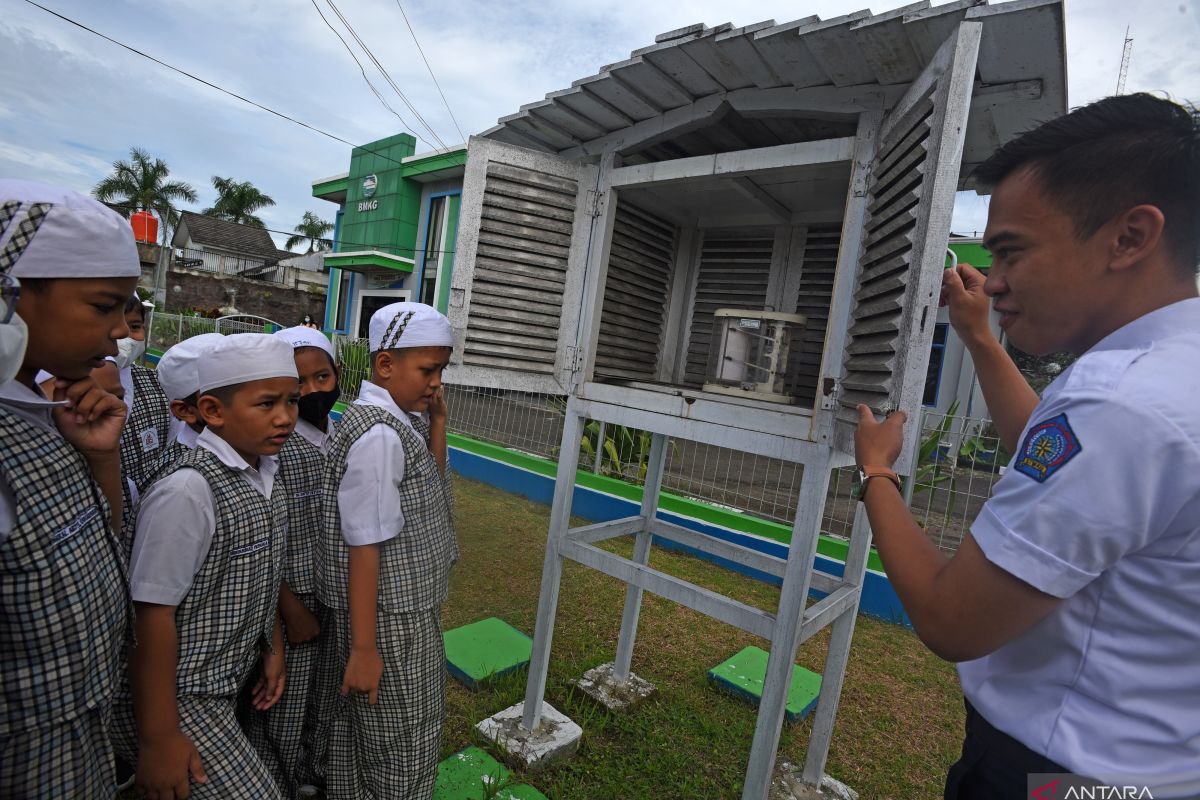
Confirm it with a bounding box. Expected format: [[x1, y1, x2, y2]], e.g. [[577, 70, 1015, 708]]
[[368, 302, 452, 353], [274, 325, 334, 359], [0, 179, 140, 278], [157, 333, 224, 401], [196, 333, 298, 394]]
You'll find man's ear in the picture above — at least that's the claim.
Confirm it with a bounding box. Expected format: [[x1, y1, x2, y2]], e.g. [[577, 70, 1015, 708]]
[[196, 394, 224, 429], [1108, 204, 1166, 274]]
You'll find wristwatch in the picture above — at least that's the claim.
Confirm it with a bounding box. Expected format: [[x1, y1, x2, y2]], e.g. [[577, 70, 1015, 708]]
[[853, 466, 901, 502]]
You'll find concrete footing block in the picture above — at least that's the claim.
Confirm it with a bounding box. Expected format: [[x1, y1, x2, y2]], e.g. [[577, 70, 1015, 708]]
[[568, 661, 657, 712], [769, 762, 858, 800], [475, 701, 582, 772]]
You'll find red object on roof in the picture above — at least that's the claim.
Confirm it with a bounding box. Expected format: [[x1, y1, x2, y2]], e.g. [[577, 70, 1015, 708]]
[[131, 210, 158, 244]]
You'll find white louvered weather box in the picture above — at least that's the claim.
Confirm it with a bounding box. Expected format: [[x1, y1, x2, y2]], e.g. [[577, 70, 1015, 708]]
[[443, 4, 1067, 799]]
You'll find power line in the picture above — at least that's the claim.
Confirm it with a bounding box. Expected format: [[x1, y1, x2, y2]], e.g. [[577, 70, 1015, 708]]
[[307, 0, 430, 148], [22, 0, 421, 170], [394, 1, 466, 143], [322, 0, 448, 150]]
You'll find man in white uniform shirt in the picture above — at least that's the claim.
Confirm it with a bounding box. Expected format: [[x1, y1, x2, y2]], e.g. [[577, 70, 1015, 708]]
[[853, 93, 1200, 798]]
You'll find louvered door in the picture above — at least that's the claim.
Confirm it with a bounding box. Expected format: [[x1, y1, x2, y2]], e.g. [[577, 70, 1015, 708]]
[[593, 202, 677, 382], [832, 22, 981, 453], [790, 223, 842, 405], [682, 232, 774, 386], [446, 137, 591, 393]]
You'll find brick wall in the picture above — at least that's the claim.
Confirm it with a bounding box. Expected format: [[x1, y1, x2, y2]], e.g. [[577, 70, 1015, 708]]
[[162, 270, 327, 326]]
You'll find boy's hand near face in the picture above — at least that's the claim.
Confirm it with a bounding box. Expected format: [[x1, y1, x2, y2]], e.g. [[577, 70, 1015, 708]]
[[51, 376, 127, 456], [428, 385, 447, 426], [52, 375, 128, 531]]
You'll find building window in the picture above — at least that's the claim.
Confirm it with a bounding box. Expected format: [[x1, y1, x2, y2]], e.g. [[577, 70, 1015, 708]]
[[334, 270, 353, 334], [420, 195, 447, 306], [923, 323, 949, 406]]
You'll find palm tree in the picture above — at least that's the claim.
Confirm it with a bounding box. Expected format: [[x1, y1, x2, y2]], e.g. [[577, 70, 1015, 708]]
[[203, 176, 276, 228], [285, 211, 335, 254], [92, 146, 198, 249]]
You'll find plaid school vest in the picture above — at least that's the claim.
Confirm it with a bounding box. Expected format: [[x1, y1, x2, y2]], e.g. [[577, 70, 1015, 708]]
[[315, 404, 456, 613], [276, 432, 324, 595], [167, 447, 286, 698], [119, 364, 171, 491], [0, 407, 129, 735]]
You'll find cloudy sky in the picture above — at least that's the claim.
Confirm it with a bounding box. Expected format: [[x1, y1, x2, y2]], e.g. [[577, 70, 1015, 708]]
[[2, 0, 1197, 247]]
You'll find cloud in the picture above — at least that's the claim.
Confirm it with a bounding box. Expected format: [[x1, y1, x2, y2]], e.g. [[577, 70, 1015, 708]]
[[4, 0, 1196, 247]]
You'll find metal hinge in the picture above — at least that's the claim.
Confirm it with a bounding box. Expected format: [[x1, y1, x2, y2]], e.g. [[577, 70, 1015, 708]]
[[565, 345, 585, 373]]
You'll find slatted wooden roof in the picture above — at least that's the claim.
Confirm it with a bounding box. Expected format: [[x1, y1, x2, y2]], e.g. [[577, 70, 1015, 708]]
[[481, 0, 1066, 187]]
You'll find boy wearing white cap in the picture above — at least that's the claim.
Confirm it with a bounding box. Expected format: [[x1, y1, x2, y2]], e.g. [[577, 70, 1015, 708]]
[[316, 301, 457, 800], [0, 180, 139, 796], [113, 332, 299, 799], [239, 325, 340, 795], [115, 293, 172, 491], [145, 332, 225, 481]]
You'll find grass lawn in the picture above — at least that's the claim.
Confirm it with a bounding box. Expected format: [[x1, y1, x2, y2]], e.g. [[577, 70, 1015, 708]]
[[444, 478, 965, 800]]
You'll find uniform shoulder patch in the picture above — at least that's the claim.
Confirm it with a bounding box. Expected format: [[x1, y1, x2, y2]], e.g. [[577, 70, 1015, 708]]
[[1014, 412, 1082, 483]]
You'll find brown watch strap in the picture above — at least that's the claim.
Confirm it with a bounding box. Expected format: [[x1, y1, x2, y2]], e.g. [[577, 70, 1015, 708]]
[[862, 467, 901, 493]]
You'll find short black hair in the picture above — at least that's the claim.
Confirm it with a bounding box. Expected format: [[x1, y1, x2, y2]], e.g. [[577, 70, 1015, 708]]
[[18, 277, 54, 293], [974, 93, 1200, 276], [124, 294, 147, 321], [199, 382, 246, 406], [296, 344, 337, 371]]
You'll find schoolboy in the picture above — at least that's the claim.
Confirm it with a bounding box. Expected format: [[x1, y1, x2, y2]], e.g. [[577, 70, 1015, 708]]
[[113, 332, 299, 799], [239, 325, 340, 795], [148, 331, 225, 473], [115, 293, 172, 490], [0, 179, 139, 796], [316, 302, 457, 800]]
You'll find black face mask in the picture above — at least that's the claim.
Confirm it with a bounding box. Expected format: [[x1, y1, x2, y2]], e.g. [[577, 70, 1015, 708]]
[[298, 386, 339, 427]]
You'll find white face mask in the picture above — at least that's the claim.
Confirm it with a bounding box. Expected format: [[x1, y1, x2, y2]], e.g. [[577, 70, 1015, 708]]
[[115, 336, 147, 370], [0, 312, 28, 385]]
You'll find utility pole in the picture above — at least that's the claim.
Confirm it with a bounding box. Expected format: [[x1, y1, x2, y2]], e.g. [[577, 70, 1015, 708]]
[[1116, 27, 1133, 95]]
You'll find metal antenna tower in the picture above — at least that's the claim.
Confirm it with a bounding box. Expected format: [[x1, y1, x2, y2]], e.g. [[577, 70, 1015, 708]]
[[1116, 26, 1133, 95]]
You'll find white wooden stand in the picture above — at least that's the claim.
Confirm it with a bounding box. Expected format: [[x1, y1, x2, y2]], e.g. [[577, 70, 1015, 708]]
[[483, 393, 872, 800]]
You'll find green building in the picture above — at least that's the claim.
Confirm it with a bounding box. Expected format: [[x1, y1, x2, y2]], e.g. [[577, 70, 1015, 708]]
[[312, 133, 466, 338]]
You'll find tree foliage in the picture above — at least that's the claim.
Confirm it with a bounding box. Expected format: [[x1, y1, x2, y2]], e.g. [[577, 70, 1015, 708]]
[[285, 211, 334, 253], [203, 176, 276, 228], [92, 146, 197, 246]]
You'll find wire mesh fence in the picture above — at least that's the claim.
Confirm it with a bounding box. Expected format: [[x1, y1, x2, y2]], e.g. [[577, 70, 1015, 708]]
[[148, 320, 1004, 555], [146, 311, 283, 353]]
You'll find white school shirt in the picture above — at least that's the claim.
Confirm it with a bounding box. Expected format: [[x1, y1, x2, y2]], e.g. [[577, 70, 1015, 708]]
[[173, 422, 200, 450], [0, 379, 66, 543], [129, 426, 278, 606], [118, 365, 135, 414], [336, 380, 434, 547], [294, 416, 336, 455], [959, 298, 1200, 796]]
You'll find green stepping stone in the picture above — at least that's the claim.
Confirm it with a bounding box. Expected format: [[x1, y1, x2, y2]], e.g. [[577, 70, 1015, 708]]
[[433, 746, 548, 800], [443, 617, 532, 690], [707, 645, 822, 723]]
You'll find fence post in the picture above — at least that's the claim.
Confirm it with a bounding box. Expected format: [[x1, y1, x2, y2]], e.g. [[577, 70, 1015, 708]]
[[901, 406, 926, 506], [593, 421, 606, 474]]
